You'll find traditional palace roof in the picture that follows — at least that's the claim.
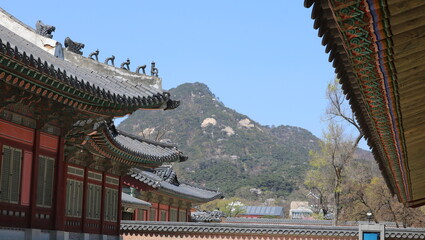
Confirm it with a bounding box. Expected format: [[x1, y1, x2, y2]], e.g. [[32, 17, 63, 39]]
[[121, 221, 425, 238], [225, 217, 400, 228], [0, 9, 185, 169], [124, 167, 223, 203], [240, 206, 284, 217], [305, 1, 425, 207], [84, 121, 187, 166], [0, 10, 178, 118], [122, 193, 151, 209], [191, 210, 225, 222]]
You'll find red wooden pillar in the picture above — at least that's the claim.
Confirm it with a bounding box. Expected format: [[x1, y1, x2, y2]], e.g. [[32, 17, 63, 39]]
[[54, 137, 66, 230], [20, 151, 33, 206], [133, 208, 138, 221], [177, 206, 180, 222], [28, 129, 40, 228], [117, 176, 122, 235], [81, 167, 89, 232], [156, 201, 160, 221], [100, 172, 106, 234], [167, 203, 171, 221]]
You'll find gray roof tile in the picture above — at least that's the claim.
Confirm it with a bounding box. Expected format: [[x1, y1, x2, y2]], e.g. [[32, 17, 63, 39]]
[[88, 121, 186, 165], [225, 217, 401, 228], [241, 206, 284, 216], [120, 221, 425, 238], [0, 24, 175, 110], [122, 192, 151, 208], [191, 210, 225, 222], [127, 167, 223, 202]]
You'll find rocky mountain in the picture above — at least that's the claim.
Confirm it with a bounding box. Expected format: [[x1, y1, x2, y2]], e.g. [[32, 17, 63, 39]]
[[118, 82, 361, 199]]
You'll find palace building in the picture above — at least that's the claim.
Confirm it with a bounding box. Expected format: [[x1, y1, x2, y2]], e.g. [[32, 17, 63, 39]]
[[0, 7, 186, 240], [122, 166, 223, 222], [121, 192, 151, 221]]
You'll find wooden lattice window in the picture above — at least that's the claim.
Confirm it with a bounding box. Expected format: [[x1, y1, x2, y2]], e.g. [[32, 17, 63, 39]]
[[86, 184, 102, 219], [160, 210, 167, 221], [170, 209, 178, 222], [65, 179, 83, 217], [88, 171, 102, 181], [0, 145, 22, 204], [137, 209, 146, 221], [149, 208, 156, 221], [36, 155, 55, 207], [104, 187, 118, 222], [106, 176, 119, 186], [67, 166, 84, 177], [179, 210, 187, 222]]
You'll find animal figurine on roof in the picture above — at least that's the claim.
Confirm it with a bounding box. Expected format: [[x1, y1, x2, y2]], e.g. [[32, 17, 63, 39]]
[[64, 37, 85, 55], [88, 49, 99, 61], [120, 58, 131, 70], [104, 55, 115, 66], [136, 65, 146, 74], [35, 20, 55, 38], [151, 61, 158, 77]]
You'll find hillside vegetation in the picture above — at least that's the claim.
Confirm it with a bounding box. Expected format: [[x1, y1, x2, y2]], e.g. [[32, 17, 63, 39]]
[[119, 82, 365, 200]]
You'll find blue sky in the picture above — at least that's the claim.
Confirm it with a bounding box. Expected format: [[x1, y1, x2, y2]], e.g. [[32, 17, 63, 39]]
[[1, 1, 367, 149]]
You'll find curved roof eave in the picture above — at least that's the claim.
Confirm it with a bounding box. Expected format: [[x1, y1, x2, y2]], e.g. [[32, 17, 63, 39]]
[[88, 121, 186, 167], [304, 0, 425, 207]]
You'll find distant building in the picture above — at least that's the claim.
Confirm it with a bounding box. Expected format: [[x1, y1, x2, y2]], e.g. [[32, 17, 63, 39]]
[[290, 201, 313, 219], [191, 210, 225, 223], [121, 193, 151, 220], [238, 206, 284, 219], [290, 201, 309, 210], [290, 208, 313, 219]]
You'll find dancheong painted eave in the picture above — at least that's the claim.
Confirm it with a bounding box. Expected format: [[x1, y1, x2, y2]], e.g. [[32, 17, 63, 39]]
[[86, 121, 188, 167], [0, 15, 179, 117], [305, 0, 425, 207]]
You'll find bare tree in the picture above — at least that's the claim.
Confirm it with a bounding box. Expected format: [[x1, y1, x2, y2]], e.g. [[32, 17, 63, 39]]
[[326, 79, 364, 225], [306, 78, 364, 225], [306, 79, 425, 226]]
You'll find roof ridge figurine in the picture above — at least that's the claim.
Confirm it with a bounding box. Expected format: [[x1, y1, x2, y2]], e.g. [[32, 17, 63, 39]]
[[35, 20, 55, 38], [120, 58, 130, 70], [151, 61, 158, 77], [104, 55, 115, 66], [64, 37, 84, 55], [136, 65, 146, 74], [88, 49, 99, 61]]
